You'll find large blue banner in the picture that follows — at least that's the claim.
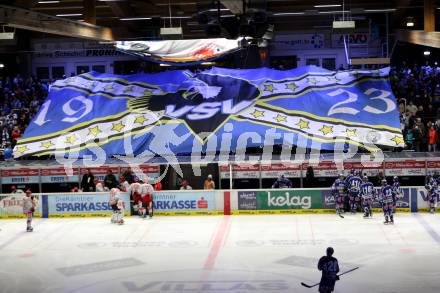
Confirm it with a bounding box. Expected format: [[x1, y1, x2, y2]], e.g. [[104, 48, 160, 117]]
[[15, 66, 403, 159]]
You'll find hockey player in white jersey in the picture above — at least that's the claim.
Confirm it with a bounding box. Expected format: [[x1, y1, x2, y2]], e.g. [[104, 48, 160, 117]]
[[95, 178, 106, 192], [109, 188, 120, 223], [23, 190, 37, 232], [109, 188, 124, 225], [141, 178, 154, 218]]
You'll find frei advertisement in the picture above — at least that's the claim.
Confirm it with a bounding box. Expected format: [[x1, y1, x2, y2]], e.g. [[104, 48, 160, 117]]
[[152, 191, 216, 214], [47, 192, 130, 216], [0, 194, 42, 217]]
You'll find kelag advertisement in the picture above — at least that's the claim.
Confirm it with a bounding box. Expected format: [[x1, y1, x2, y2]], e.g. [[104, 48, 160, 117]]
[[239, 188, 411, 213], [47, 193, 130, 216], [152, 191, 218, 215], [238, 190, 323, 213]]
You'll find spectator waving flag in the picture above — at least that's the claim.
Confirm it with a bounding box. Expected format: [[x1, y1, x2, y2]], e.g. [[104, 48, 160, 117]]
[[14, 66, 404, 159]]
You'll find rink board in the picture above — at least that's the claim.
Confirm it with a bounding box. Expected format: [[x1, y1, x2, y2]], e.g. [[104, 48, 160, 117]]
[[0, 187, 432, 218]]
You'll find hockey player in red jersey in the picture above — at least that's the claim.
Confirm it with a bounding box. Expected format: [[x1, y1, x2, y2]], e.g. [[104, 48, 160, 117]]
[[129, 180, 143, 217]]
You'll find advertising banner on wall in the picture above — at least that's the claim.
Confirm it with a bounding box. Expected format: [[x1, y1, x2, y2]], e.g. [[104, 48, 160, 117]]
[[331, 33, 370, 48], [302, 161, 340, 177], [426, 158, 440, 174], [0, 194, 42, 218], [343, 161, 384, 177], [1, 169, 40, 184], [238, 191, 258, 210], [257, 190, 322, 210], [41, 167, 80, 184], [120, 165, 160, 182], [79, 166, 120, 182], [152, 191, 216, 214], [271, 34, 325, 50], [385, 159, 426, 176], [261, 163, 302, 178], [219, 164, 259, 179], [416, 187, 430, 210], [47, 192, 130, 216]]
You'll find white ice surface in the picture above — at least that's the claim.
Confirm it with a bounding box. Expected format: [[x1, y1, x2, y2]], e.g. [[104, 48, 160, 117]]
[[1, 214, 440, 293]]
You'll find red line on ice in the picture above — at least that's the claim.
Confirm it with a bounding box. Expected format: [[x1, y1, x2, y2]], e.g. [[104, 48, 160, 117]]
[[203, 216, 231, 270]]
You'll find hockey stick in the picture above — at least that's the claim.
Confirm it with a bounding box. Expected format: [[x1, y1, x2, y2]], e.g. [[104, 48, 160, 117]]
[[338, 213, 345, 218], [300, 267, 359, 288]]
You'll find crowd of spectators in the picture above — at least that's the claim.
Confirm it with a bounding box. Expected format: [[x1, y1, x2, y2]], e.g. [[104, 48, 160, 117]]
[[390, 61, 440, 152], [0, 75, 48, 153]]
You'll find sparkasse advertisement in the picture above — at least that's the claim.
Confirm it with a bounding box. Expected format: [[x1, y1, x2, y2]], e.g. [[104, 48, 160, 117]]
[[152, 191, 218, 215], [47, 193, 130, 217]]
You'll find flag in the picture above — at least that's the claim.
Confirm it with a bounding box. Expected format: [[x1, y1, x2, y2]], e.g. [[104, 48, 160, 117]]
[[115, 38, 242, 66], [14, 66, 403, 159]]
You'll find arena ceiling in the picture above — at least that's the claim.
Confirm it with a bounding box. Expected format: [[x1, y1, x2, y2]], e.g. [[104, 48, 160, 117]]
[[0, 0, 439, 40]]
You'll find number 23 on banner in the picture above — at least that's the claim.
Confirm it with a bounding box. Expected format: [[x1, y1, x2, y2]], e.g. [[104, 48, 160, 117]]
[[327, 88, 395, 116]]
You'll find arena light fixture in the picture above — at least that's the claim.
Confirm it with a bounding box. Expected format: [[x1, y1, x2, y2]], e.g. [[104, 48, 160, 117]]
[[314, 4, 342, 8], [319, 10, 350, 14], [364, 9, 396, 12], [272, 12, 305, 16], [160, 16, 192, 19], [56, 13, 83, 17], [120, 17, 152, 21], [406, 17, 415, 27], [0, 64, 4, 68], [38, 1, 60, 3], [424, 51, 431, 56]]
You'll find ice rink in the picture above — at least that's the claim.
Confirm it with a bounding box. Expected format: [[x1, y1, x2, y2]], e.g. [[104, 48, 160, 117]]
[[1, 213, 440, 293]]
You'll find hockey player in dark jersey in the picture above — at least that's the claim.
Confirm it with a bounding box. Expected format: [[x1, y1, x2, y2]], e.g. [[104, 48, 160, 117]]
[[380, 179, 394, 224], [347, 171, 362, 214], [272, 174, 293, 189], [318, 247, 340, 293], [392, 176, 402, 213], [332, 174, 346, 216], [426, 174, 438, 190], [425, 182, 438, 214], [344, 170, 355, 186], [360, 176, 375, 218]]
